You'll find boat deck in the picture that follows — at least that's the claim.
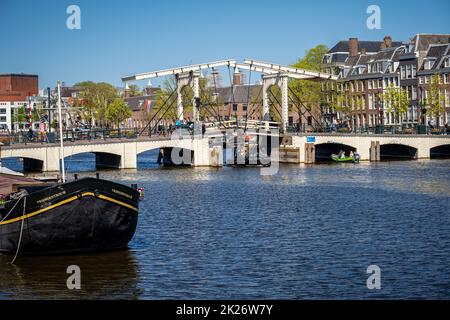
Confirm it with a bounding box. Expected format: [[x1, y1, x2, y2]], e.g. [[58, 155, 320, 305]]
[[0, 173, 47, 196]]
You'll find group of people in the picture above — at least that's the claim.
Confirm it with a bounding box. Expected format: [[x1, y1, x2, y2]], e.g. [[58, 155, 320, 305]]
[[336, 150, 355, 159]]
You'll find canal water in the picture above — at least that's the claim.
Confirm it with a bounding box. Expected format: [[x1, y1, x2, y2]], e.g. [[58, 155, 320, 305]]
[[1, 154, 449, 299]]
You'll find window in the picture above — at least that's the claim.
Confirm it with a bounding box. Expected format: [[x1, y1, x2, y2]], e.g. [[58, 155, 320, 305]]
[[232, 104, 238, 112], [368, 80, 372, 89], [445, 89, 450, 108], [242, 104, 247, 111], [412, 64, 417, 78], [0, 116, 6, 122], [444, 74, 449, 84], [445, 58, 450, 68], [412, 86, 417, 100], [401, 66, 406, 79], [425, 59, 435, 70], [0, 108, 6, 114], [425, 76, 430, 84], [406, 65, 412, 79], [419, 77, 423, 84]]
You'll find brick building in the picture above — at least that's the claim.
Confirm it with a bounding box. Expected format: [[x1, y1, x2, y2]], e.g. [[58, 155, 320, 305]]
[[322, 34, 450, 130], [417, 42, 450, 126], [0, 73, 39, 131]]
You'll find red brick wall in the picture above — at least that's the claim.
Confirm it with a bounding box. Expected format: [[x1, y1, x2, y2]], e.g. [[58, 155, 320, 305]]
[[0, 74, 38, 101]]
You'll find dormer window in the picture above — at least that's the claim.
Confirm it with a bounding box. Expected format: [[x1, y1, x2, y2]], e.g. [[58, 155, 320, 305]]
[[445, 57, 450, 68], [424, 59, 436, 70]]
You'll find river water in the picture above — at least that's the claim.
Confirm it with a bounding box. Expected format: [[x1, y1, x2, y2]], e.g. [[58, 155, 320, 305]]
[[1, 154, 449, 299]]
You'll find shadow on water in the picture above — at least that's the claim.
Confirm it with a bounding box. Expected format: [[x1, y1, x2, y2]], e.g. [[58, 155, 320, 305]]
[[0, 250, 141, 299]]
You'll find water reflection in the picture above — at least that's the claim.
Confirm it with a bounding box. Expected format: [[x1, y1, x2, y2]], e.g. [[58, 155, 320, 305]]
[[0, 250, 141, 299], [1, 158, 449, 299]]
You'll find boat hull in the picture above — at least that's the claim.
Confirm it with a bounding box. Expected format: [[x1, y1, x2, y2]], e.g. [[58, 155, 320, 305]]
[[331, 154, 357, 163], [0, 178, 139, 255]]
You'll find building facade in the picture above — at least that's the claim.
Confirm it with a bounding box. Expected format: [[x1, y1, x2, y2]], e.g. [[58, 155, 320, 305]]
[[322, 34, 450, 130], [0, 74, 39, 131]]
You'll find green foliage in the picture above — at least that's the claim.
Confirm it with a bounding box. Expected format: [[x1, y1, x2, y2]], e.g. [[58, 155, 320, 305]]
[[74, 81, 119, 127], [153, 77, 179, 122], [152, 76, 222, 122], [382, 83, 410, 115], [105, 98, 132, 128], [426, 74, 445, 117], [128, 84, 142, 97], [331, 91, 352, 121], [290, 44, 329, 116], [11, 106, 27, 124], [268, 85, 282, 122]]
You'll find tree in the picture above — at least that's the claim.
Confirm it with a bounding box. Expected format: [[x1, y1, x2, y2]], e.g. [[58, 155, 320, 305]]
[[426, 74, 445, 118], [128, 84, 142, 97], [290, 45, 329, 124], [382, 83, 410, 120], [330, 91, 352, 123], [74, 81, 119, 127], [105, 98, 132, 128], [152, 77, 179, 122]]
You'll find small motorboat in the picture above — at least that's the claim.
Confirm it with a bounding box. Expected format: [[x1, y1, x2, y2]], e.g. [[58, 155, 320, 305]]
[[331, 153, 360, 163]]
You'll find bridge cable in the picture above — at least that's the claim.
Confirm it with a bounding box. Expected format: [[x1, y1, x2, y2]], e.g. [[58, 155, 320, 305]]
[[288, 87, 324, 131], [139, 89, 177, 136], [199, 83, 228, 129], [267, 89, 284, 122], [246, 85, 264, 120], [208, 67, 228, 126], [148, 95, 178, 135]]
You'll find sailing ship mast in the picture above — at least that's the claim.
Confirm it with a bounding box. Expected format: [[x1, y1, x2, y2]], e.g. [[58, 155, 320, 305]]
[[57, 81, 66, 183]]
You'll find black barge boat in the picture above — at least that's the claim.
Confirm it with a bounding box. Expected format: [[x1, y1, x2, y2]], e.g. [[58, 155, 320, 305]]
[[0, 174, 140, 255]]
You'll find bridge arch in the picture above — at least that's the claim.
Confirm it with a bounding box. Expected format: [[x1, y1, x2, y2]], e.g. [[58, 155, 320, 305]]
[[64, 151, 122, 170], [1, 156, 44, 173], [430, 144, 450, 159], [315, 142, 357, 161], [380, 143, 418, 160], [137, 145, 194, 167]]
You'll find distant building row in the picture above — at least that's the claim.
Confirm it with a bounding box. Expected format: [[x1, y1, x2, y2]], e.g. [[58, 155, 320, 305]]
[[322, 34, 450, 128]]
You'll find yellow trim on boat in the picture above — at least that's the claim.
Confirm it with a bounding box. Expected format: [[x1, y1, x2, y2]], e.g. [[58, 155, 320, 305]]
[[0, 192, 138, 226]]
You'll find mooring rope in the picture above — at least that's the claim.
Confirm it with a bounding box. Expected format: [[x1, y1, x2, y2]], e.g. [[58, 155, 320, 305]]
[[10, 196, 26, 265], [0, 190, 28, 223]]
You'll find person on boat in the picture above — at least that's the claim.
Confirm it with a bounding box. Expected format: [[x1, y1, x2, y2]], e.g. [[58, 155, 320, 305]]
[[350, 151, 354, 158], [338, 150, 345, 159]]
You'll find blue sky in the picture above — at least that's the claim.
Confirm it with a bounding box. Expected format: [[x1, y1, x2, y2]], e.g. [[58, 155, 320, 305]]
[[1, 0, 449, 89]]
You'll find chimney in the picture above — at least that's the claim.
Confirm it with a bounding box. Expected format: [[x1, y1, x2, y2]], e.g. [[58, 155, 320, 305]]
[[124, 82, 130, 98], [145, 80, 153, 96], [349, 38, 358, 57], [384, 36, 392, 48], [233, 68, 242, 85]]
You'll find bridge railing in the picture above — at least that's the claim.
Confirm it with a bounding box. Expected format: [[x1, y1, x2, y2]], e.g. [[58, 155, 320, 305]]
[[1, 123, 448, 146], [0, 127, 143, 146], [287, 124, 450, 136]]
